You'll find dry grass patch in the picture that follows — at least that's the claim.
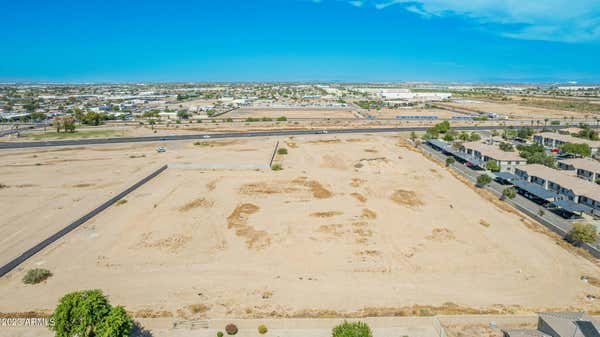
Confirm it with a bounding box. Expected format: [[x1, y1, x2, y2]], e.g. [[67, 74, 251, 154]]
[[134, 309, 173, 318], [350, 192, 367, 203], [293, 177, 333, 199], [361, 208, 377, 219], [310, 211, 343, 218], [285, 141, 298, 148], [239, 181, 300, 195], [391, 189, 424, 208], [178, 198, 214, 212], [137, 233, 191, 253], [227, 203, 271, 250], [426, 228, 455, 242], [308, 139, 341, 144]]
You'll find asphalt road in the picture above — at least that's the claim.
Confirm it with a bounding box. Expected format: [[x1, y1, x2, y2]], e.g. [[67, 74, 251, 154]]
[[0, 124, 563, 149]]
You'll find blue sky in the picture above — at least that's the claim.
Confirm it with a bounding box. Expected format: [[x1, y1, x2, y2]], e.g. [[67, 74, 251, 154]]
[[1, 0, 599, 83]]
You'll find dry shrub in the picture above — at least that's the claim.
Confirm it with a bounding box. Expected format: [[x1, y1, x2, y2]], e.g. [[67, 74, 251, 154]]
[[364, 149, 378, 153], [206, 180, 218, 191], [310, 211, 343, 218], [350, 192, 367, 203], [188, 304, 210, 314], [285, 141, 298, 148], [361, 208, 377, 219], [426, 228, 455, 242], [317, 224, 345, 236], [227, 204, 271, 250], [350, 178, 366, 187], [480, 219, 491, 227], [391, 189, 424, 208], [179, 198, 214, 212], [134, 309, 173, 318]]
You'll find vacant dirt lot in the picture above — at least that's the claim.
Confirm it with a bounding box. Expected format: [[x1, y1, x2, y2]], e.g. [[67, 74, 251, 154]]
[[440, 101, 586, 119], [0, 135, 599, 319]]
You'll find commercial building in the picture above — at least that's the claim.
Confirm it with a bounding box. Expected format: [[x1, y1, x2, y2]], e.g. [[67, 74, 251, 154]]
[[461, 141, 527, 172], [558, 158, 600, 183], [533, 132, 600, 155]]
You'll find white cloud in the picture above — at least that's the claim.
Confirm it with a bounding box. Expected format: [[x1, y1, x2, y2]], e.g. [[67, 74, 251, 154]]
[[348, 1, 365, 7], [344, 0, 600, 42]]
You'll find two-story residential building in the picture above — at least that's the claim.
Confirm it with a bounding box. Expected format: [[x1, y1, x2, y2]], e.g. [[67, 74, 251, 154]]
[[461, 141, 527, 172], [533, 132, 600, 155], [515, 164, 600, 216], [558, 158, 600, 183]]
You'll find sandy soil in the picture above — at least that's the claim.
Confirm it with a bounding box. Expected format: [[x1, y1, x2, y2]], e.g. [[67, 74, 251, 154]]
[[0, 135, 599, 319], [365, 108, 462, 119], [229, 108, 358, 119], [440, 101, 585, 119]]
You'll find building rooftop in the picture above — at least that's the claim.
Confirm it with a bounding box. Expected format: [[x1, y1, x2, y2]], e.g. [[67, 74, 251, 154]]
[[462, 141, 525, 161], [560, 158, 600, 173], [518, 164, 600, 201], [537, 132, 600, 148]]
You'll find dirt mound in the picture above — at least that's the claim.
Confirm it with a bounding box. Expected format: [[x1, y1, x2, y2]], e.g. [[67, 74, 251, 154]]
[[310, 211, 343, 218], [227, 204, 271, 250], [426, 228, 455, 242], [391, 189, 424, 208], [179, 198, 214, 212]]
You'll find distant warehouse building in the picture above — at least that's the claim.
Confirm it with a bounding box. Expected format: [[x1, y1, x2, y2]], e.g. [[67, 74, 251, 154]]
[[461, 141, 527, 172], [533, 132, 600, 155], [558, 158, 600, 183], [515, 164, 600, 216]]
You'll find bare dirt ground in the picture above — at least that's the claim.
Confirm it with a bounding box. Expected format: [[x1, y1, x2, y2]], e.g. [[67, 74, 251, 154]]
[[366, 108, 463, 119], [0, 135, 599, 319], [229, 108, 358, 119], [440, 101, 586, 119]]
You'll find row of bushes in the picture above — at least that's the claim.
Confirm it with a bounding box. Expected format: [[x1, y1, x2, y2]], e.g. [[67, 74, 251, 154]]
[[217, 321, 372, 337]]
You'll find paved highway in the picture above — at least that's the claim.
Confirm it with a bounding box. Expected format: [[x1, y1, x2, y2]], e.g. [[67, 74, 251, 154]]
[[0, 125, 563, 149]]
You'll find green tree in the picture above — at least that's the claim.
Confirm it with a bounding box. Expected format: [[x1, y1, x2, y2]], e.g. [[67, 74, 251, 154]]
[[485, 160, 501, 172], [445, 157, 455, 166], [332, 321, 373, 337], [499, 142, 514, 152], [560, 143, 592, 157], [50, 289, 132, 337], [410, 131, 417, 141], [458, 131, 470, 141], [97, 306, 133, 337], [476, 174, 492, 187], [566, 223, 598, 245], [177, 110, 190, 119], [469, 132, 481, 141], [502, 187, 517, 200]]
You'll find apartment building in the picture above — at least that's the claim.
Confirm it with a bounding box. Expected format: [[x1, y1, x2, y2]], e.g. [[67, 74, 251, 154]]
[[533, 132, 600, 155], [461, 141, 527, 172], [558, 158, 600, 183]]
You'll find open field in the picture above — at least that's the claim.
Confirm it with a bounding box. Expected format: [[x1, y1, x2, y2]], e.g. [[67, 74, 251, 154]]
[[365, 107, 464, 119], [229, 108, 358, 119], [439, 100, 587, 119], [0, 135, 599, 319]]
